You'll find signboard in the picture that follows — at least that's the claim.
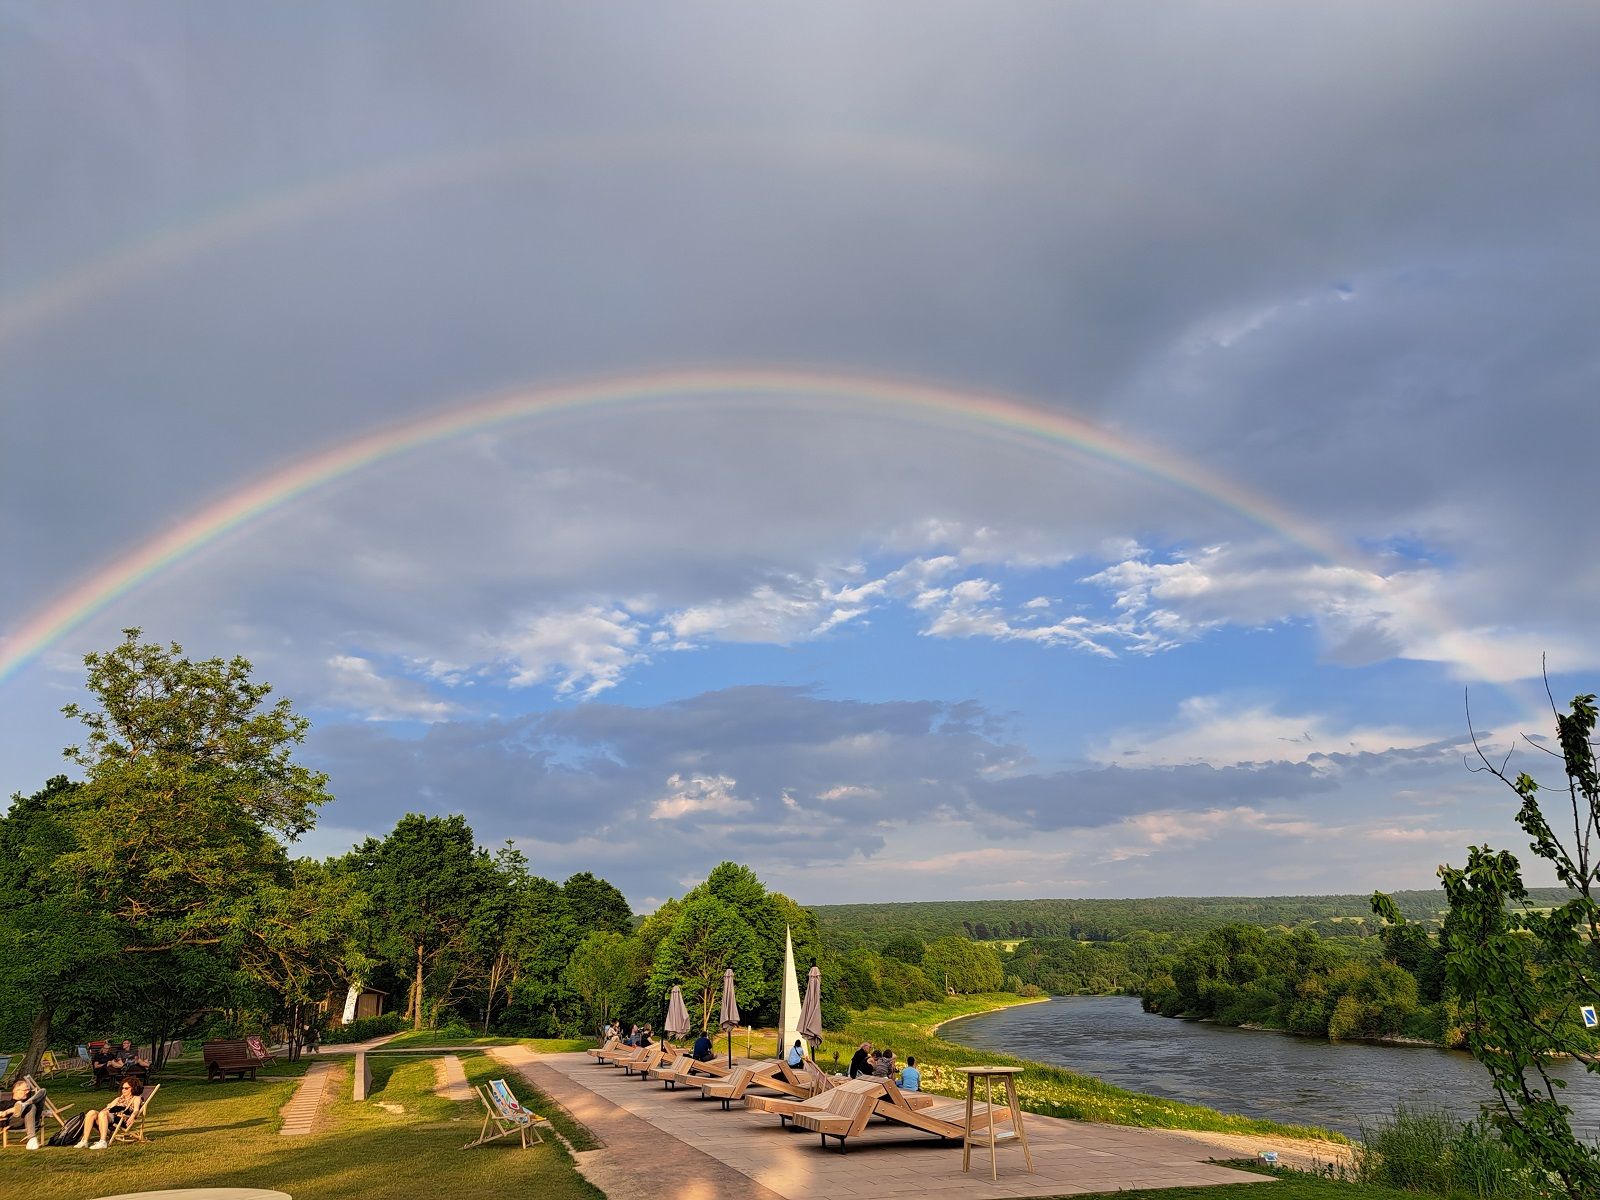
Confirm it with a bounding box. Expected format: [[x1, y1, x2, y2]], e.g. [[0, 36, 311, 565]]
[[1581, 1005, 1597, 1029]]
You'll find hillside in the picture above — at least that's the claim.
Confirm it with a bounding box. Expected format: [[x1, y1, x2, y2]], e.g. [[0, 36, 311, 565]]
[[812, 889, 1580, 946]]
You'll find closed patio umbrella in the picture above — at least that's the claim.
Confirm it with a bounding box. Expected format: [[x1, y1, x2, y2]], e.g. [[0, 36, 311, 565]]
[[799, 964, 824, 1053], [717, 968, 740, 1068], [664, 985, 691, 1043]]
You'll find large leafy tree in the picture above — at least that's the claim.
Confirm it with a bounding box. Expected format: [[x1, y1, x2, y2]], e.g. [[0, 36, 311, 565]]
[[0, 776, 120, 1076], [649, 894, 761, 1030], [1375, 689, 1600, 1200], [564, 931, 642, 1035], [563, 871, 633, 936], [353, 813, 487, 1029], [58, 629, 330, 951]]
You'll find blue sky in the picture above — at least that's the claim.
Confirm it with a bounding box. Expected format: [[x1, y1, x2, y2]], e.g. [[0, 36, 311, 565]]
[[3, 1, 1597, 908]]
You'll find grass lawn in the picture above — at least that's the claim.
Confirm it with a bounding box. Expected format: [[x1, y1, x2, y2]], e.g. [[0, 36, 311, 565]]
[[1, 1050, 600, 1200], [803, 994, 1348, 1143]]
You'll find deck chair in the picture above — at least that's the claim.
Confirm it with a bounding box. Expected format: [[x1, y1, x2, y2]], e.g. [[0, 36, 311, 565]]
[[108, 1083, 159, 1145], [25, 1076, 74, 1132], [462, 1079, 546, 1151], [792, 1081, 882, 1152]]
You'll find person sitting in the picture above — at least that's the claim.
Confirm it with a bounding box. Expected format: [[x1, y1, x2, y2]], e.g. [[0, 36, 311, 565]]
[[77, 1077, 144, 1149], [848, 1042, 874, 1079], [785, 1038, 805, 1069], [1, 1078, 48, 1150], [626, 1024, 640, 1046], [897, 1056, 921, 1092], [691, 1032, 714, 1061], [872, 1048, 895, 1077], [638, 1025, 653, 1047], [89, 1046, 113, 1088]]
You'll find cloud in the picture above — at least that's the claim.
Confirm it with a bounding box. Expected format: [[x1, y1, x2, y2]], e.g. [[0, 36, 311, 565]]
[[492, 606, 646, 697], [325, 654, 459, 723]]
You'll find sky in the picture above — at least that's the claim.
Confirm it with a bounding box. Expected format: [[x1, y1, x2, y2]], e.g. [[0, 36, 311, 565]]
[[3, 1, 1598, 911]]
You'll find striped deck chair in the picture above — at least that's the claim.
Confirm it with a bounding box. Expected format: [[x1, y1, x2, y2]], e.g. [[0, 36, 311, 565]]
[[461, 1079, 546, 1150]]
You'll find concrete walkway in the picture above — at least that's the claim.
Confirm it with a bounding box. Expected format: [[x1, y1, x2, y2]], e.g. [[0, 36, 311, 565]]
[[433, 1053, 473, 1102], [492, 1046, 790, 1200], [501, 1050, 1346, 1200], [279, 1060, 339, 1137]]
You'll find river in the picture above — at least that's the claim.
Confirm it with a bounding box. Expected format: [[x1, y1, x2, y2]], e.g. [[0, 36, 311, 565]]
[[941, 995, 1600, 1138]]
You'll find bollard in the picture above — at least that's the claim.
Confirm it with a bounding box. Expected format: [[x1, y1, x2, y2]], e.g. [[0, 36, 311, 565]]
[[353, 1050, 371, 1101]]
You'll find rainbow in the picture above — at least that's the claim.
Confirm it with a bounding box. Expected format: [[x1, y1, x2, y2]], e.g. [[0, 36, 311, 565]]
[[0, 366, 1522, 711], [0, 131, 1078, 347]]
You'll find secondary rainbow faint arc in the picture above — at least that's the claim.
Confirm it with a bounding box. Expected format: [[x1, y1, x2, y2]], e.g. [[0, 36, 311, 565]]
[[0, 366, 1456, 692]]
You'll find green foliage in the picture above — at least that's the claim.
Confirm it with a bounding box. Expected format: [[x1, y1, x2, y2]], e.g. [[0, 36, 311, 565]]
[[321, 1013, 406, 1043], [562, 871, 632, 935], [1355, 1107, 1551, 1199], [648, 893, 761, 1030], [922, 935, 1005, 993], [58, 629, 330, 953], [347, 813, 488, 1029], [1376, 691, 1600, 1200], [564, 931, 639, 1033]]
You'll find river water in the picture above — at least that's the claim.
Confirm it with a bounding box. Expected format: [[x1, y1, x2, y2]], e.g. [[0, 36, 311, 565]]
[[941, 995, 1600, 1138]]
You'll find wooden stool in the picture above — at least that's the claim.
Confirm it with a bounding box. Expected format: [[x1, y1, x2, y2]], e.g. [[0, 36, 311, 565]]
[[956, 1065, 1033, 1179]]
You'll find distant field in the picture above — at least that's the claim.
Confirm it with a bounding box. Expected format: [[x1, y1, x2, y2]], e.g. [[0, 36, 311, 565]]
[[813, 888, 1580, 945]]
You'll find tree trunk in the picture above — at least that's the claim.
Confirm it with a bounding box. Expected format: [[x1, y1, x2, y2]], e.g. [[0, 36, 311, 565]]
[[21, 1004, 53, 1079], [414, 943, 425, 1031]]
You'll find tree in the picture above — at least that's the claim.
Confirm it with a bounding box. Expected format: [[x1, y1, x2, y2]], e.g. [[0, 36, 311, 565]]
[[564, 931, 640, 1034], [649, 894, 761, 1030], [563, 871, 633, 936], [922, 936, 1005, 994], [1375, 688, 1600, 1200], [57, 631, 329, 947], [354, 813, 487, 1029], [0, 776, 120, 1077]]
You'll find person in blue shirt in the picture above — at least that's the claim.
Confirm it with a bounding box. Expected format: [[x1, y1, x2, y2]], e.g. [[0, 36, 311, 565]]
[[897, 1056, 921, 1092], [692, 1032, 714, 1061], [785, 1039, 805, 1069]]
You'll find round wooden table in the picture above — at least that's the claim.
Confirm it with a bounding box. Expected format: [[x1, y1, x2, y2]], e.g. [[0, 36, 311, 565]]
[[955, 1064, 1034, 1179]]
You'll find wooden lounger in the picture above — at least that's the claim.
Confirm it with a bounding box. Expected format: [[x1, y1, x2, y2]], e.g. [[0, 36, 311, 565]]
[[586, 1036, 622, 1060], [640, 1047, 686, 1081], [792, 1082, 881, 1152], [697, 1065, 762, 1110], [746, 1074, 871, 1125], [623, 1044, 665, 1077], [874, 1086, 1013, 1141]]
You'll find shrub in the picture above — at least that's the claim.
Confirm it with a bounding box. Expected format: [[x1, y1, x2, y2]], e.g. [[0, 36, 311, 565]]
[[322, 1013, 405, 1044], [1357, 1106, 1552, 1199]]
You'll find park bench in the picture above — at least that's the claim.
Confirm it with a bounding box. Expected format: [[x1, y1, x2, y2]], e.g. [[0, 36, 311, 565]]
[[203, 1039, 266, 1082]]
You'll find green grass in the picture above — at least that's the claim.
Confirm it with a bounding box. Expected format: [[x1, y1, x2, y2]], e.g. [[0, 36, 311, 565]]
[[1, 1049, 600, 1200], [807, 993, 1349, 1144]]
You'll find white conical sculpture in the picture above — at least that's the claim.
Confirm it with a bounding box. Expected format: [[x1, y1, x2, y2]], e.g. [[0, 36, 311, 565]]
[[777, 925, 804, 1058]]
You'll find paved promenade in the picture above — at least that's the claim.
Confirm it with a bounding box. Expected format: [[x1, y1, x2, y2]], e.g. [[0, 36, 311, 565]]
[[493, 1048, 1319, 1199]]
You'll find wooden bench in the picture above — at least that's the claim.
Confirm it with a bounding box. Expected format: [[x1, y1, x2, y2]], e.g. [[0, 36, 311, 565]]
[[203, 1039, 263, 1082]]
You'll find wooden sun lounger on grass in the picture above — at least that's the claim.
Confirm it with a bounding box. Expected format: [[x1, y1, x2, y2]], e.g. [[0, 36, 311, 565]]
[[462, 1079, 547, 1150]]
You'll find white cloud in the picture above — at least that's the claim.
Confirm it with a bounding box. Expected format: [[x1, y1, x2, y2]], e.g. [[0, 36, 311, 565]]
[[649, 772, 753, 820], [493, 606, 645, 698], [1093, 694, 1445, 768], [326, 654, 458, 723]]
